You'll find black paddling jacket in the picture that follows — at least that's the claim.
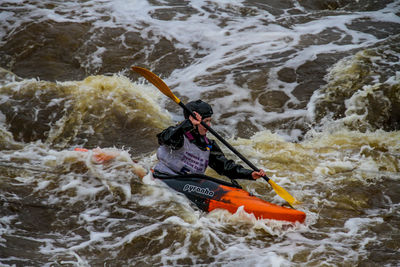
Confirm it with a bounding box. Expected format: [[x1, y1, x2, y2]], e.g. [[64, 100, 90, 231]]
[[156, 119, 254, 180]]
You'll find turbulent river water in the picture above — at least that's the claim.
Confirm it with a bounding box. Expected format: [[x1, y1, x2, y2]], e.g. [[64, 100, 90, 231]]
[[1, 0, 400, 266]]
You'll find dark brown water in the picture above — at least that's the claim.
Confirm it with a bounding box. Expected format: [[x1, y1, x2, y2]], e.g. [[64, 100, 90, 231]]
[[1, 0, 400, 266]]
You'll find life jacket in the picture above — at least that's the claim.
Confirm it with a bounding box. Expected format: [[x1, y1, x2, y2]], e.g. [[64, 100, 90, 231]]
[[154, 132, 211, 175]]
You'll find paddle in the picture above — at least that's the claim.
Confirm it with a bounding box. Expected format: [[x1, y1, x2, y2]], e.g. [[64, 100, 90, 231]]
[[131, 66, 300, 207]]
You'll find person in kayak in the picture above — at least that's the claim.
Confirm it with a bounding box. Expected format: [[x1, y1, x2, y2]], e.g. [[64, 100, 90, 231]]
[[153, 99, 265, 183]]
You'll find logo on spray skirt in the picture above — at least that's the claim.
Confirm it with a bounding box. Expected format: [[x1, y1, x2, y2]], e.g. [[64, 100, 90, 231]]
[[183, 184, 215, 197]]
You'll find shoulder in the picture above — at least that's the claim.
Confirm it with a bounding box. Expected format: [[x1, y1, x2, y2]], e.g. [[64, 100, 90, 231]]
[[180, 119, 194, 132]]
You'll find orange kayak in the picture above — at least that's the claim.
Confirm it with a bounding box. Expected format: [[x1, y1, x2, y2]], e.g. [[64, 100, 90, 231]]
[[155, 173, 306, 223], [73, 148, 305, 223]]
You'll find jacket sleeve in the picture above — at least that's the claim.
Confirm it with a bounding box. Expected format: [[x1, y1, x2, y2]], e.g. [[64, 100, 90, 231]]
[[208, 140, 254, 180], [156, 119, 194, 150]]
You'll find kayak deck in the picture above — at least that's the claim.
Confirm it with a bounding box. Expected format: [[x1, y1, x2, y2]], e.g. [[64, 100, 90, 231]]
[[157, 174, 306, 223]]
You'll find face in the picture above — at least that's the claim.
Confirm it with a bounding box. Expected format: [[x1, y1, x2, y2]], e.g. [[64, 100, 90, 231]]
[[197, 117, 211, 136]]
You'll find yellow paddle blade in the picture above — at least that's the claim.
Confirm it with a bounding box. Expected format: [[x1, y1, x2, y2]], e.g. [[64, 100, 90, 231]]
[[131, 66, 181, 104], [268, 179, 301, 207]]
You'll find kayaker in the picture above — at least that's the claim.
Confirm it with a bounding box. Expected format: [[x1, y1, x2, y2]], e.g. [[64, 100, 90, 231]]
[[153, 99, 265, 182]]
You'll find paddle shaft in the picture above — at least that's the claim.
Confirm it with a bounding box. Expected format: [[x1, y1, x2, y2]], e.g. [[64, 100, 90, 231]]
[[179, 102, 270, 182]]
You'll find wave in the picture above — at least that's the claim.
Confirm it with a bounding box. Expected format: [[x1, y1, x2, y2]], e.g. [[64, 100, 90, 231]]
[[0, 69, 171, 154], [309, 35, 400, 132]]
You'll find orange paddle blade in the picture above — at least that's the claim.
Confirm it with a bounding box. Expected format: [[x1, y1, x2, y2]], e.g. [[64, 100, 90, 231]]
[[131, 66, 181, 104]]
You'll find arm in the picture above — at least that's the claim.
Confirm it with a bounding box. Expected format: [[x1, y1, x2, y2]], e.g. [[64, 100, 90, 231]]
[[208, 141, 265, 180], [208, 141, 254, 180], [157, 119, 194, 149]]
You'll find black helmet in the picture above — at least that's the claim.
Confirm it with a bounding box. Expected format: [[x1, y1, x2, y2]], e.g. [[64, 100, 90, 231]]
[[184, 100, 213, 119]]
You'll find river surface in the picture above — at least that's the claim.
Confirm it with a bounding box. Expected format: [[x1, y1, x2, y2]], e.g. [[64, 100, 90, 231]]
[[1, 0, 400, 266]]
